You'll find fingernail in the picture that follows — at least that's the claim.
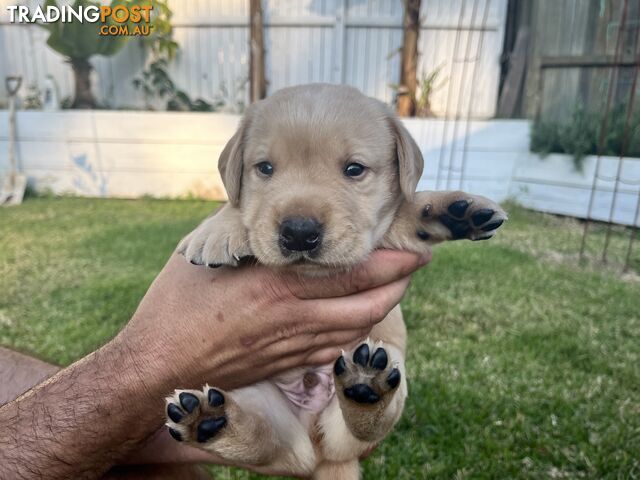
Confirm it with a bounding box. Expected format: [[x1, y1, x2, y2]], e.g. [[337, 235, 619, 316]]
[[418, 252, 432, 266]]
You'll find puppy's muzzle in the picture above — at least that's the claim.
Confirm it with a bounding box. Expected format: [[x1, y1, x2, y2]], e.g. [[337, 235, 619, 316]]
[[279, 217, 323, 253]]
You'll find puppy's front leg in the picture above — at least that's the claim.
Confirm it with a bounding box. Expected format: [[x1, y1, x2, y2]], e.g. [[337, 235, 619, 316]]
[[382, 190, 508, 252], [177, 203, 252, 267]]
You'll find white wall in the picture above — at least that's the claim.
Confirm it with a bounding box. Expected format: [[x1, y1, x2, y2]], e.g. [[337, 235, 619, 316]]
[[2, 111, 638, 226], [0, 0, 507, 118], [1, 111, 523, 201], [511, 154, 640, 227], [0, 111, 237, 199]]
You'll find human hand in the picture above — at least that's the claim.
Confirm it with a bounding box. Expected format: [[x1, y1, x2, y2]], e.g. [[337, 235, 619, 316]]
[[118, 250, 430, 391]]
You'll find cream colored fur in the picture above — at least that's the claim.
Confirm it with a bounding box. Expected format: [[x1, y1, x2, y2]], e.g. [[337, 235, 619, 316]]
[[168, 84, 507, 479]]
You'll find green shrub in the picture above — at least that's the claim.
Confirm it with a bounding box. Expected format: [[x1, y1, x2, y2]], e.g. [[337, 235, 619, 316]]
[[530, 104, 640, 169]]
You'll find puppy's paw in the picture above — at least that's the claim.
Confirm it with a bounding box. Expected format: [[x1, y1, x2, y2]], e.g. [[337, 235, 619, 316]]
[[165, 386, 228, 445], [165, 386, 280, 464], [176, 204, 252, 267], [424, 191, 508, 242], [334, 341, 401, 405], [334, 340, 403, 441], [383, 190, 507, 251]]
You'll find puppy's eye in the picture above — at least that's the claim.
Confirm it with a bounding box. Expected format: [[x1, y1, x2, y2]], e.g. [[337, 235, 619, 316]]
[[344, 163, 366, 178], [256, 161, 274, 176]]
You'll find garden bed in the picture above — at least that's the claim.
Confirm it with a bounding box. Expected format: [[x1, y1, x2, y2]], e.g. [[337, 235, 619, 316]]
[[511, 153, 640, 226]]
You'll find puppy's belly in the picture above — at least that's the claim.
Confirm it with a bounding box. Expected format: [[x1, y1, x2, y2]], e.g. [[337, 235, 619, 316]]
[[273, 364, 335, 414]]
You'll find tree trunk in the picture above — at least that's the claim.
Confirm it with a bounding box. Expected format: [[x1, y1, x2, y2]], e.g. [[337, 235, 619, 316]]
[[249, 0, 266, 102], [397, 0, 421, 117], [70, 58, 97, 109]]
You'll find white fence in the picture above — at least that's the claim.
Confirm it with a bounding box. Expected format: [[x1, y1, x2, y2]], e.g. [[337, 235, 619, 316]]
[[511, 154, 640, 227], [0, 111, 238, 198], [0, 0, 507, 117], [2, 110, 639, 226]]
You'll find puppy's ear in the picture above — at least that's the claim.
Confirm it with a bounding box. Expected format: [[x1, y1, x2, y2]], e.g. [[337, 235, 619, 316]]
[[388, 114, 424, 200], [218, 114, 252, 206]]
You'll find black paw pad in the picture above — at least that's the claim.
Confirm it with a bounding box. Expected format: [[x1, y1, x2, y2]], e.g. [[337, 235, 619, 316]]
[[207, 388, 225, 407], [440, 214, 471, 239], [168, 427, 182, 442], [207, 263, 222, 268], [179, 392, 200, 413], [370, 348, 388, 370], [196, 417, 227, 443], [481, 219, 504, 232], [387, 368, 401, 389], [167, 403, 184, 423], [417, 230, 430, 241], [448, 199, 471, 218], [353, 344, 370, 367], [334, 356, 346, 376], [189, 259, 201, 266], [344, 384, 380, 404], [471, 209, 495, 226]]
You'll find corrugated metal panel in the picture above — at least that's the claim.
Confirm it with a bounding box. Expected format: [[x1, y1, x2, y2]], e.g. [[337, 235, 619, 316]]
[[0, 0, 506, 117]]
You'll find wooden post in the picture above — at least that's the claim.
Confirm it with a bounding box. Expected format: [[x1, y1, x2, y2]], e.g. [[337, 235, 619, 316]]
[[249, 0, 266, 102], [397, 0, 421, 117]]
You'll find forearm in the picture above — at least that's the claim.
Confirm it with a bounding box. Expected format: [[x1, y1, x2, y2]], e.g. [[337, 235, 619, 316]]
[[0, 336, 172, 480], [0, 250, 421, 478]]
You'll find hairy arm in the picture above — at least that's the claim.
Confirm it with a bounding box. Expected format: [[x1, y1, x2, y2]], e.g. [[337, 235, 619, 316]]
[[0, 251, 425, 479], [0, 337, 173, 479]]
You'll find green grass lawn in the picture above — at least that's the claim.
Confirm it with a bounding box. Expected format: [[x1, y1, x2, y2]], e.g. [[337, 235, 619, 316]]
[[1, 197, 638, 479]]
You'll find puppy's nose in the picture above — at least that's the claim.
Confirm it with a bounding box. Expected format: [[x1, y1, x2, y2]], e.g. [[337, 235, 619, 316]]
[[279, 217, 322, 252]]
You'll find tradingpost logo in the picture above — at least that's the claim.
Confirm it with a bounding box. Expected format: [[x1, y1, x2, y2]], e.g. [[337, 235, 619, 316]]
[[6, 2, 154, 36]]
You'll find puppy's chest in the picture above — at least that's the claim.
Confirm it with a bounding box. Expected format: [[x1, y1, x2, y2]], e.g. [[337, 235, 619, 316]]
[[273, 364, 335, 413]]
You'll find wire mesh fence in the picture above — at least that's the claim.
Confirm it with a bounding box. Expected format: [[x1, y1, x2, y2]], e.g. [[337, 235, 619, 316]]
[[425, 0, 640, 275], [516, 3, 640, 274]]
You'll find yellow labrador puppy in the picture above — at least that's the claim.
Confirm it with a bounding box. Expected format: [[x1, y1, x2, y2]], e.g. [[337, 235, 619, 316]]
[[165, 84, 506, 478]]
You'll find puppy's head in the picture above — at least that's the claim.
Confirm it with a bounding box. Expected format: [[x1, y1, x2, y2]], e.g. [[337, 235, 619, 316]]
[[219, 84, 423, 273]]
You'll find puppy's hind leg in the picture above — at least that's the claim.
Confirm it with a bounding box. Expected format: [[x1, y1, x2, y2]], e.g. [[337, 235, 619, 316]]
[[166, 383, 317, 476], [314, 341, 405, 479], [165, 386, 279, 466], [332, 339, 407, 443], [312, 460, 360, 480]]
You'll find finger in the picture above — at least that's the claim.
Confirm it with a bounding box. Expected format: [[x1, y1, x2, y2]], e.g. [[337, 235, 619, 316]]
[[284, 250, 429, 300], [305, 275, 412, 330], [310, 328, 371, 350], [223, 330, 371, 389], [246, 349, 331, 380], [305, 346, 344, 366], [255, 327, 370, 361]]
